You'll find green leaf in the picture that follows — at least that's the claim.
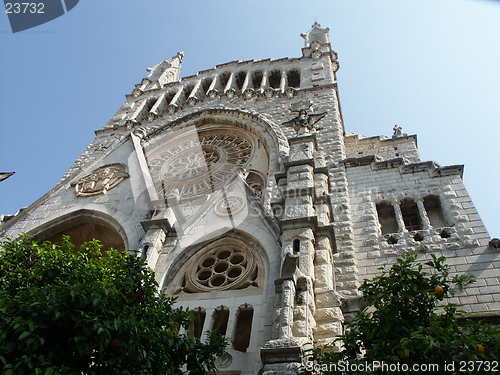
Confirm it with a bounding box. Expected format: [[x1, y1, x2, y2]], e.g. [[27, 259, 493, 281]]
[[28, 320, 36, 332], [19, 331, 31, 340], [0, 235, 228, 374]]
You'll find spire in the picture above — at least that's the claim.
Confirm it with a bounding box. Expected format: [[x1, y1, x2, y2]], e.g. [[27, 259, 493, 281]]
[[300, 22, 330, 48], [146, 51, 184, 86], [300, 22, 337, 63]]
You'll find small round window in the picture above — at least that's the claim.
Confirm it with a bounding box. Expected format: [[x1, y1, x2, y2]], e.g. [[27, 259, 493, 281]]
[[170, 237, 261, 294]]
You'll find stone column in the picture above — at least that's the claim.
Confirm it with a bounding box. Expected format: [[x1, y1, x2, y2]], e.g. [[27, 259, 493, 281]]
[[415, 198, 431, 230], [392, 200, 406, 232], [139, 226, 166, 270], [279, 278, 296, 339]]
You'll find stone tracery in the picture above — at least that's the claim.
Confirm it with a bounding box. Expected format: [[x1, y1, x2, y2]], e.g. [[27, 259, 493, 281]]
[[168, 237, 262, 294], [148, 128, 254, 199]]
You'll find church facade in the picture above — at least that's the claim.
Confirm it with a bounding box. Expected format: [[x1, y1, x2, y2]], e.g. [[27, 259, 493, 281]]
[[1, 24, 498, 374]]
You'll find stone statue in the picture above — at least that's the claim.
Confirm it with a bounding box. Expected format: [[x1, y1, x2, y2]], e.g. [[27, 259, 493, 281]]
[[392, 125, 407, 138], [283, 107, 327, 135]]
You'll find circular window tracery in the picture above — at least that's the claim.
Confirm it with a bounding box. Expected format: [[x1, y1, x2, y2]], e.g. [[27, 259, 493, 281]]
[[149, 127, 255, 199], [160, 145, 222, 180], [169, 237, 262, 294]]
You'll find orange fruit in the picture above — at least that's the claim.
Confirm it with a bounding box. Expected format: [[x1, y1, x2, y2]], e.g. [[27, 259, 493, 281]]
[[183, 345, 191, 354], [434, 286, 444, 295], [476, 344, 485, 354], [0, 322, 5, 330], [111, 339, 119, 347], [398, 351, 405, 359]]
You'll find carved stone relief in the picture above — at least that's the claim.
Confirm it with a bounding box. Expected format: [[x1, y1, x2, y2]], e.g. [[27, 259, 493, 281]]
[[214, 196, 246, 217], [72, 164, 129, 197]]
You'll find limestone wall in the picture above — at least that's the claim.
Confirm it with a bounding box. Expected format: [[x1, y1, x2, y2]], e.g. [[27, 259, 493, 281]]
[[345, 158, 498, 314], [344, 133, 421, 163]]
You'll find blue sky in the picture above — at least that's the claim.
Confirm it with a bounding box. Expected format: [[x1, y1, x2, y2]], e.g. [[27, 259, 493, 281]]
[[1, 0, 499, 237]]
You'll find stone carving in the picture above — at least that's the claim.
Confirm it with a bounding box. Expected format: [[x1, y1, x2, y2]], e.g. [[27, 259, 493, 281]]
[[392, 125, 407, 138], [132, 126, 147, 139], [489, 238, 500, 250], [161, 146, 221, 181], [311, 50, 322, 61], [216, 353, 233, 368], [283, 106, 327, 135], [247, 180, 264, 200], [187, 97, 197, 107], [244, 89, 254, 99], [147, 112, 157, 122], [214, 196, 246, 217], [132, 88, 143, 98], [72, 164, 129, 197]]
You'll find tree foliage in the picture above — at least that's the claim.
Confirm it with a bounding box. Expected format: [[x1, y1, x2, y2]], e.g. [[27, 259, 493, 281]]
[[304, 252, 500, 374], [0, 235, 226, 375]]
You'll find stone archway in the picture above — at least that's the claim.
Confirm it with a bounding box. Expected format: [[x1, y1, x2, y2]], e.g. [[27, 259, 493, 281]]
[[28, 209, 127, 253]]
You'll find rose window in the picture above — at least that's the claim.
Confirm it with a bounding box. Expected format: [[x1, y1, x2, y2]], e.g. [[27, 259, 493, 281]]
[[170, 238, 261, 294], [161, 145, 221, 180], [149, 128, 255, 198]]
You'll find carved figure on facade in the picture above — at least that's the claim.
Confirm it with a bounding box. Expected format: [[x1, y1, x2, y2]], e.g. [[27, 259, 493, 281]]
[[72, 164, 129, 197], [392, 125, 407, 138], [283, 106, 327, 135]]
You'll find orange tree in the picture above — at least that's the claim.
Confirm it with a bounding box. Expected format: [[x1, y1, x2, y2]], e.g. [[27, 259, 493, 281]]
[[303, 252, 500, 374], [0, 235, 226, 375]]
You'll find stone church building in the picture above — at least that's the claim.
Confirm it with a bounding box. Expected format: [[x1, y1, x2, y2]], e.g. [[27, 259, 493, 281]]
[[1, 23, 499, 374]]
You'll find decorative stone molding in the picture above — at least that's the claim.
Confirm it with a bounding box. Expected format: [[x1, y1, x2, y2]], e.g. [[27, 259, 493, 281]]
[[72, 164, 129, 197], [216, 353, 233, 368], [132, 88, 143, 98], [132, 126, 147, 139]]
